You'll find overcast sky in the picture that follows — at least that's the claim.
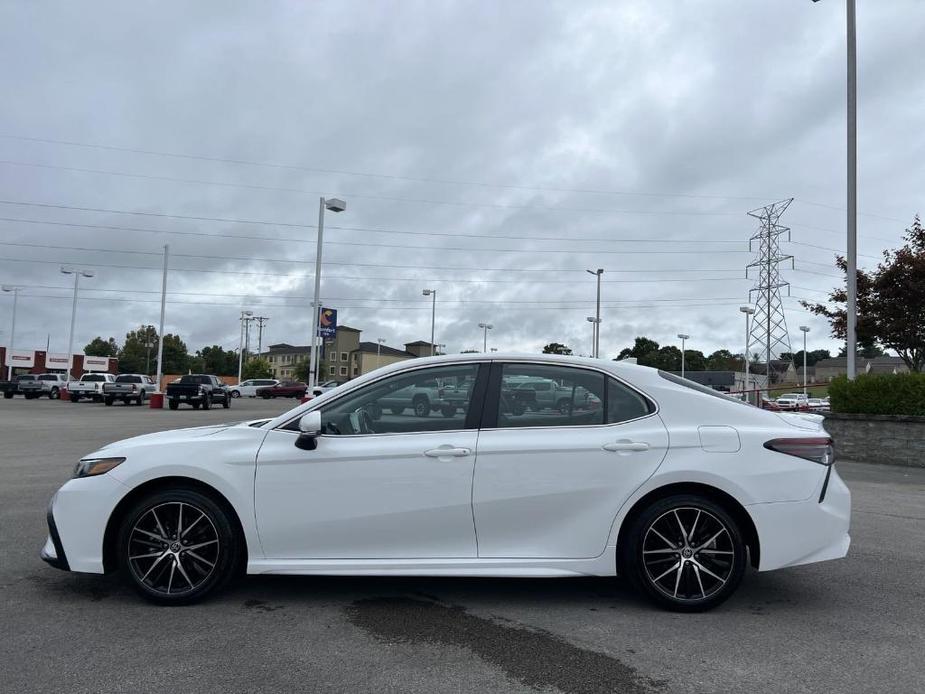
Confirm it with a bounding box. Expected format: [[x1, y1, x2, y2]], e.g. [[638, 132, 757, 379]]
[[0, 0, 921, 361]]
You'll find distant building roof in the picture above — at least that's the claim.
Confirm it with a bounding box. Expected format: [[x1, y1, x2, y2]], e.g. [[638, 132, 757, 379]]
[[337, 325, 362, 333], [668, 370, 736, 387], [405, 340, 434, 347], [355, 342, 415, 358], [264, 343, 311, 354]]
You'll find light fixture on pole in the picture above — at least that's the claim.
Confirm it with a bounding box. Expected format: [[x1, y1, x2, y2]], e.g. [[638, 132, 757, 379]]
[[309, 196, 346, 390], [421, 288, 437, 356], [1, 285, 20, 381], [740, 306, 755, 404], [586, 317, 601, 357], [237, 310, 253, 381], [586, 269, 603, 358], [799, 326, 811, 396], [677, 333, 690, 380], [376, 338, 386, 369], [478, 323, 493, 353], [60, 266, 95, 379], [812, 0, 857, 379]]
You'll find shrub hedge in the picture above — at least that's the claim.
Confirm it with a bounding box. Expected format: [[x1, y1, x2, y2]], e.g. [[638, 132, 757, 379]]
[[828, 372, 925, 416]]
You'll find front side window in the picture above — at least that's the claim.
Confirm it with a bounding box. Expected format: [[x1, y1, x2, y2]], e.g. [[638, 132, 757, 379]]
[[318, 364, 480, 435]]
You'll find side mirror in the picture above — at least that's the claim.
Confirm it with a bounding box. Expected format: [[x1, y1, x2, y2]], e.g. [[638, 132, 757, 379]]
[[295, 411, 322, 450]]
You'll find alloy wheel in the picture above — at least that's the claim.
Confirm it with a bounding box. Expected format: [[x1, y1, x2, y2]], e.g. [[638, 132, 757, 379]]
[[126, 502, 220, 597], [641, 506, 735, 602]]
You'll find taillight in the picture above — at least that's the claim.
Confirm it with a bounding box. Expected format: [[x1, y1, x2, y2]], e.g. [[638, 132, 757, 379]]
[[764, 437, 835, 465]]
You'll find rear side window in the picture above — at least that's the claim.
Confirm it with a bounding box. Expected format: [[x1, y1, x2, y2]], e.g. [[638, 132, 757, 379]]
[[608, 378, 655, 422]]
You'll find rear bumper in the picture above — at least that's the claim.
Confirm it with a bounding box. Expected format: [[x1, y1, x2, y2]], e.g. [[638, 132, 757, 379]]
[[747, 466, 851, 571]]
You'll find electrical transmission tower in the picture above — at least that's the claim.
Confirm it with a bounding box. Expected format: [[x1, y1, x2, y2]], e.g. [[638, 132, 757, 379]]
[[746, 198, 794, 383]]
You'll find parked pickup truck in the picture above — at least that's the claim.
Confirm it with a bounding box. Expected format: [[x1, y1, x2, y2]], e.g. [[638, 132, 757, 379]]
[[1, 374, 37, 399], [102, 374, 156, 406], [165, 374, 231, 410], [256, 381, 307, 399], [19, 373, 68, 399], [68, 373, 116, 402]]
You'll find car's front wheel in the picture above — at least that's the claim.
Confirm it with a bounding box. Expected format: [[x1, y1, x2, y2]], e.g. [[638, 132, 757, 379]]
[[230, 390, 241, 398], [621, 495, 746, 612], [118, 488, 240, 604]]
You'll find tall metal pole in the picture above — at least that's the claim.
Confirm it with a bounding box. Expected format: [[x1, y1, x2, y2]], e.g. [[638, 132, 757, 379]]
[[595, 271, 602, 358], [65, 271, 79, 378], [237, 311, 247, 382], [744, 311, 751, 404], [308, 197, 327, 390], [1, 286, 19, 381], [680, 336, 686, 379], [845, 0, 858, 379], [430, 291, 436, 356], [155, 245, 168, 391], [804, 330, 808, 395]]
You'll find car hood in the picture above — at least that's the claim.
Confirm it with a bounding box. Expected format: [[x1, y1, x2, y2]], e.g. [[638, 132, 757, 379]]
[[88, 420, 260, 456]]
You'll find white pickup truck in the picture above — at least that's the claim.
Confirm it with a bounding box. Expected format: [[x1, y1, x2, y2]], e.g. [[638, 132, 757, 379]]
[[68, 373, 116, 402]]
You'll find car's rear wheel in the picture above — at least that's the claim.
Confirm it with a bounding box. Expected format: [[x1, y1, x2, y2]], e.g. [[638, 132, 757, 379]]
[[201, 394, 211, 410], [117, 488, 240, 605], [168, 399, 179, 410], [230, 390, 241, 398], [413, 397, 429, 418], [138, 391, 147, 406], [70, 394, 80, 403], [621, 495, 746, 612], [49, 387, 60, 400], [104, 397, 114, 406]]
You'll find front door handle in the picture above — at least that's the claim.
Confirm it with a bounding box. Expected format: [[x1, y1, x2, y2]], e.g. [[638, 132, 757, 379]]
[[424, 446, 472, 459], [603, 441, 650, 453]]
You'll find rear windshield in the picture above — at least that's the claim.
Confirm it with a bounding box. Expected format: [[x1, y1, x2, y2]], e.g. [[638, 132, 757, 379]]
[[39, 375, 59, 381], [115, 375, 142, 383], [17, 375, 36, 381], [83, 374, 107, 382], [179, 375, 209, 384], [658, 371, 751, 407]]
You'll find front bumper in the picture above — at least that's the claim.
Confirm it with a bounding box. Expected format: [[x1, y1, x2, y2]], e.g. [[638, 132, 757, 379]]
[[747, 465, 851, 572], [41, 474, 129, 574]]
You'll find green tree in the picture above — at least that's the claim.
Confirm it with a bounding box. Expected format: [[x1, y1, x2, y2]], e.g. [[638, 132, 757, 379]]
[[616, 336, 660, 361], [803, 215, 925, 371], [161, 334, 191, 374], [191, 345, 239, 375], [706, 349, 744, 371], [295, 359, 312, 383], [542, 342, 572, 355], [242, 357, 274, 380], [119, 325, 159, 374], [84, 336, 119, 357]]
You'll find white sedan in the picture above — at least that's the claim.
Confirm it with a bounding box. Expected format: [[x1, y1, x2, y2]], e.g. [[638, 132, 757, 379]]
[[42, 354, 850, 611], [228, 379, 279, 398]]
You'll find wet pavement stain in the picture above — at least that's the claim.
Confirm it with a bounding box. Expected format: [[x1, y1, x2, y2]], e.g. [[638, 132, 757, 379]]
[[346, 597, 664, 694]]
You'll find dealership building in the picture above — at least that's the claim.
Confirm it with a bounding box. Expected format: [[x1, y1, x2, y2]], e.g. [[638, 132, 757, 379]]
[[1, 348, 118, 381]]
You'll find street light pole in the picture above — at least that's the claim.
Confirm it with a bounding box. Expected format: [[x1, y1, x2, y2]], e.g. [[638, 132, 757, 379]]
[[586, 317, 601, 356], [60, 266, 95, 379], [740, 306, 755, 404], [677, 333, 690, 380], [309, 197, 346, 390], [586, 269, 603, 358], [813, 0, 857, 379], [423, 289, 436, 356], [155, 244, 168, 391], [237, 310, 252, 381], [478, 323, 493, 353], [1, 286, 19, 381], [376, 337, 386, 370], [799, 326, 811, 396]]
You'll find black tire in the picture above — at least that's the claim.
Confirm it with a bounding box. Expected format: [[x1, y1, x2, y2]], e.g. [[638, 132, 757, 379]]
[[413, 396, 429, 418], [620, 494, 746, 612], [49, 387, 60, 400], [201, 394, 211, 410], [122, 398, 130, 405], [138, 391, 147, 406], [390, 406, 404, 416], [71, 394, 80, 403], [3, 392, 13, 399], [192, 401, 201, 410], [117, 487, 241, 605], [104, 397, 114, 406], [441, 405, 456, 418], [25, 393, 36, 400], [230, 390, 241, 398], [511, 400, 527, 416], [222, 395, 230, 409], [556, 398, 573, 415], [168, 399, 179, 410]]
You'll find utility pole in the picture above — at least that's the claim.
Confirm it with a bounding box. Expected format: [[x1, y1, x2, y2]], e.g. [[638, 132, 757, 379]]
[[155, 245, 168, 391], [252, 316, 269, 358], [740, 305, 755, 404], [586, 269, 603, 358]]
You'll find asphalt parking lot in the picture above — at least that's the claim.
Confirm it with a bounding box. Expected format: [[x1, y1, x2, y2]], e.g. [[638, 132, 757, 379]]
[[1, 397, 923, 693]]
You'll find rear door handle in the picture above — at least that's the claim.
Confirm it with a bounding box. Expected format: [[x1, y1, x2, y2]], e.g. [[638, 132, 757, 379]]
[[424, 446, 472, 458], [603, 441, 650, 452]]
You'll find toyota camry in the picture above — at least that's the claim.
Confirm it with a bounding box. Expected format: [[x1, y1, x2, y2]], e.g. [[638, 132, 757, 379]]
[[42, 354, 850, 611]]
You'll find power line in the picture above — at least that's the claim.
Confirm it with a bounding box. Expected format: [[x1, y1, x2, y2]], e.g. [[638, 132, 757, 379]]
[[0, 133, 778, 202]]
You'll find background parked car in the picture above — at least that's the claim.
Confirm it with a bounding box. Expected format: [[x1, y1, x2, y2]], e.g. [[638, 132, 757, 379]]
[[102, 374, 156, 406], [0, 373, 37, 399], [229, 379, 279, 398], [775, 393, 809, 411], [68, 373, 116, 402], [256, 381, 308, 399], [165, 374, 231, 410], [20, 373, 68, 399]]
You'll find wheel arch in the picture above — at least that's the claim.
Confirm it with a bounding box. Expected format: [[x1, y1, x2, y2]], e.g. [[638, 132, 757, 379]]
[[615, 482, 760, 572], [102, 476, 248, 573]]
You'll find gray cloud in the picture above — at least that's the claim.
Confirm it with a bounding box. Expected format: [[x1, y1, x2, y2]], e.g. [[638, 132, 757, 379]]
[[0, 0, 921, 361]]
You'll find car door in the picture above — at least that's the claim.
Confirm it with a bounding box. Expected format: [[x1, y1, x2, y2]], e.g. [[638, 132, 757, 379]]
[[472, 362, 669, 559], [254, 362, 488, 559]]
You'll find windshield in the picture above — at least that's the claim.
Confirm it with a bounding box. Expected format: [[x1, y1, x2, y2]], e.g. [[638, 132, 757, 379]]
[[83, 374, 107, 382], [658, 371, 751, 407]]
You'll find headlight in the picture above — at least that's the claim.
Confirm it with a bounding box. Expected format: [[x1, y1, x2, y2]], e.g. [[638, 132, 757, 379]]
[[73, 457, 125, 478]]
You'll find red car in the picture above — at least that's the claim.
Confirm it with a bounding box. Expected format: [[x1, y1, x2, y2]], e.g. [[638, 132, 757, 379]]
[[256, 381, 308, 399]]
